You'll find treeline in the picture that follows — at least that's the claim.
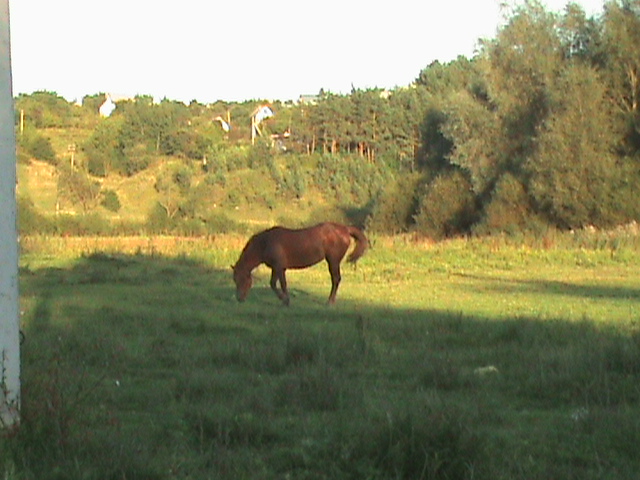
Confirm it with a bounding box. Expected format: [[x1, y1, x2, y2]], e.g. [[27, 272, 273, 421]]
[[15, 0, 640, 238], [407, 0, 640, 237]]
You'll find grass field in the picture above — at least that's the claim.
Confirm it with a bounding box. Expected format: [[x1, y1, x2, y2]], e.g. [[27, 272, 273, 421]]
[[3, 234, 640, 479]]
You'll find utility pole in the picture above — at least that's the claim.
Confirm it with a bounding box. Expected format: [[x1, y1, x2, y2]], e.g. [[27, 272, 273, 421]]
[[0, 0, 21, 428]]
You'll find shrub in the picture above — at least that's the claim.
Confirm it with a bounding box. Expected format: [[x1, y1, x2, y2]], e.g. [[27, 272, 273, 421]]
[[121, 154, 150, 177], [247, 142, 273, 170], [86, 155, 107, 177], [17, 195, 53, 234], [52, 213, 110, 236], [221, 146, 250, 171], [607, 159, 640, 224], [19, 131, 56, 164], [145, 203, 174, 234], [100, 189, 121, 212], [172, 165, 193, 194], [473, 173, 532, 235], [413, 169, 477, 238], [287, 161, 307, 198], [366, 172, 420, 234], [201, 212, 241, 234]]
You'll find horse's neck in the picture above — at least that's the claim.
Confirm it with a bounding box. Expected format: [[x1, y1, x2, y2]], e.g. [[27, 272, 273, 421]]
[[237, 241, 262, 273]]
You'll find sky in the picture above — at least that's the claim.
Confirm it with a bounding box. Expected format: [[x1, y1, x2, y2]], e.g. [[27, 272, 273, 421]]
[[8, 0, 606, 104]]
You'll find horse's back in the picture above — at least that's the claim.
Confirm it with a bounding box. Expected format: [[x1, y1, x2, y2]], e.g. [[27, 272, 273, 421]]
[[256, 225, 323, 269]]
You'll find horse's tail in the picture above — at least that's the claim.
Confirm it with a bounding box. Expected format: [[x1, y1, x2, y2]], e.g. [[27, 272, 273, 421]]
[[347, 226, 369, 264]]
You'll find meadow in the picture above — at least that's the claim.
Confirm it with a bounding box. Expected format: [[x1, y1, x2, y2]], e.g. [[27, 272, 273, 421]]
[[3, 232, 640, 479]]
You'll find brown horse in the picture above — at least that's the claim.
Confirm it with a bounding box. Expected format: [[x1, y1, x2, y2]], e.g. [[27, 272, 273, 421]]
[[232, 222, 368, 305]]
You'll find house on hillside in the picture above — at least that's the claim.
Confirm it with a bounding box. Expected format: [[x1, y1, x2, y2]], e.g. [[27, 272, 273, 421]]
[[251, 105, 274, 144], [98, 93, 134, 117]]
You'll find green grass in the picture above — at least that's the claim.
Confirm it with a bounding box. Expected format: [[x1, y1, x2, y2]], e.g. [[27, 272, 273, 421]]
[[3, 236, 640, 479]]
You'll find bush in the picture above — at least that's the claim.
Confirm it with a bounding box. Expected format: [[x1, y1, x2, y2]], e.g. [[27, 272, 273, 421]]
[[100, 190, 121, 213], [121, 154, 150, 177], [220, 146, 250, 171], [247, 142, 273, 170], [52, 213, 111, 236], [366, 172, 420, 234], [18, 196, 53, 235], [287, 161, 307, 199], [473, 173, 533, 235], [413, 169, 477, 238], [201, 212, 241, 234], [607, 159, 640, 224], [19, 131, 56, 164], [145, 203, 174, 234], [86, 155, 107, 177], [172, 165, 193, 194]]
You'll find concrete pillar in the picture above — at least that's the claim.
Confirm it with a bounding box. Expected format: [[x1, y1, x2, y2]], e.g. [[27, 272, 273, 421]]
[[0, 0, 20, 428]]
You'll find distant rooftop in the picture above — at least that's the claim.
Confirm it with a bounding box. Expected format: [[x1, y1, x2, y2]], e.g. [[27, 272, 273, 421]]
[[298, 94, 319, 105]]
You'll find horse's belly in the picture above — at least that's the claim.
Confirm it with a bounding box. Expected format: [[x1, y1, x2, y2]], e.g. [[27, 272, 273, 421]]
[[263, 244, 324, 270], [289, 259, 322, 269], [288, 253, 324, 269]]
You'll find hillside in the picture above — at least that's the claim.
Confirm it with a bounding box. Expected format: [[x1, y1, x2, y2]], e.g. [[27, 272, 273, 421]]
[[16, 130, 370, 234]]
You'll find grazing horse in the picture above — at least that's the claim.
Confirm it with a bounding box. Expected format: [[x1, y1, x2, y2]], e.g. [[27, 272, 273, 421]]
[[232, 222, 368, 305]]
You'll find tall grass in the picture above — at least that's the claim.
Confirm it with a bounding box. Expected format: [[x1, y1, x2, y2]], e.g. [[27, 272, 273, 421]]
[[3, 234, 640, 479]]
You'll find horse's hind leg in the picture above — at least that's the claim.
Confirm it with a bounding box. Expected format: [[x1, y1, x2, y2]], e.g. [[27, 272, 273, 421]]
[[270, 268, 290, 306], [327, 260, 341, 304]]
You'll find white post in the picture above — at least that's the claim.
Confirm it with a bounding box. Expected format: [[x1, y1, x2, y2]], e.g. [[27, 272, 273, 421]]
[[0, 0, 20, 428]]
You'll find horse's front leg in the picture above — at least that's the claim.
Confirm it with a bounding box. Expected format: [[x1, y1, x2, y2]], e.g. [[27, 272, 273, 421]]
[[270, 268, 290, 306]]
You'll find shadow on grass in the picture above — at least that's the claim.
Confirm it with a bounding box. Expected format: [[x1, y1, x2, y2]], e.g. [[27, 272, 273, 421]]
[[453, 272, 640, 302], [8, 252, 640, 480]]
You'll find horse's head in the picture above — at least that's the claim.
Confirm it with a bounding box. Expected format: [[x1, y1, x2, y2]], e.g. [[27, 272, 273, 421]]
[[231, 264, 252, 302]]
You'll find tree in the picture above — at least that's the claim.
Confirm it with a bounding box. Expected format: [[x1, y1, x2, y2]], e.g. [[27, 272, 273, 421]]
[[526, 64, 619, 228], [557, 2, 600, 62], [440, 89, 503, 195], [386, 86, 432, 169], [84, 116, 126, 177], [480, 1, 564, 166], [416, 57, 479, 95], [82, 93, 108, 115], [14, 91, 74, 128], [154, 163, 193, 219], [57, 165, 102, 212], [599, 0, 640, 153]]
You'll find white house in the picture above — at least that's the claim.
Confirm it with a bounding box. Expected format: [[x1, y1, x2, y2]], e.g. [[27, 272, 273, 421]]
[[99, 94, 116, 117], [98, 93, 135, 117]]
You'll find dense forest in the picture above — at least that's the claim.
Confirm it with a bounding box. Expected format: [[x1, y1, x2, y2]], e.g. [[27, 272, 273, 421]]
[[15, 0, 640, 238]]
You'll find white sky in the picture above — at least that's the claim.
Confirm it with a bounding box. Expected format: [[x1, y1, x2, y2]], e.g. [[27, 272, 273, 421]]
[[8, 0, 606, 104]]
